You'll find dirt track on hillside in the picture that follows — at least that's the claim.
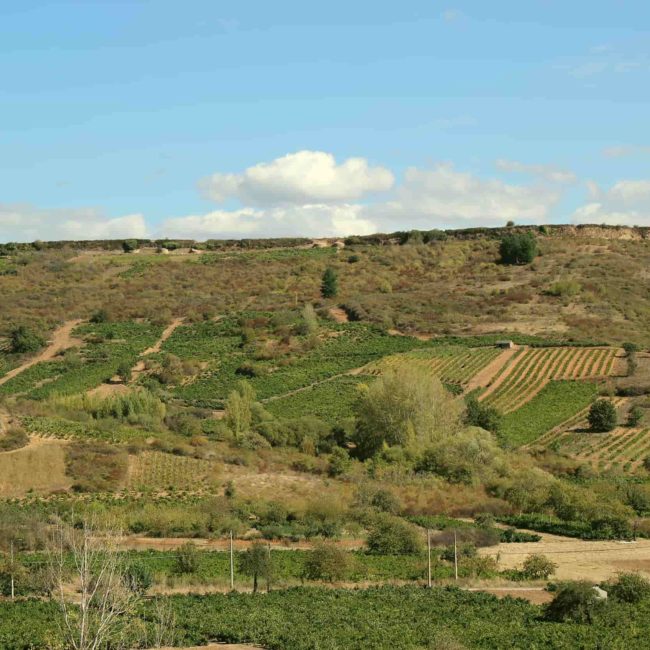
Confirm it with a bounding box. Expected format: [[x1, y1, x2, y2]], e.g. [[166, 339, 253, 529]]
[[0, 320, 83, 387]]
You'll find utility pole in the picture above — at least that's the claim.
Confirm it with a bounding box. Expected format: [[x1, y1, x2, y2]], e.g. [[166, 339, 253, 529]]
[[229, 531, 234, 591], [453, 530, 458, 581], [427, 529, 432, 588], [10, 541, 15, 600]]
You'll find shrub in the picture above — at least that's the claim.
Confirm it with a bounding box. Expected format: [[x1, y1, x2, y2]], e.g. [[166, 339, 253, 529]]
[[175, 543, 200, 574], [464, 397, 502, 433], [627, 406, 643, 427], [498, 232, 537, 265], [370, 489, 402, 515], [0, 427, 29, 452], [546, 280, 581, 297], [10, 325, 45, 354], [545, 581, 604, 623], [90, 309, 109, 324], [122, 239, 138, 253], [126, 563, 153, 594], [588, 399, 617, 432], [520, 554, 557, 580], [607, 572, 650, 604], [328, 447, 351, 477], [302, 542, 350, 582], [366, 514, 423, 555]]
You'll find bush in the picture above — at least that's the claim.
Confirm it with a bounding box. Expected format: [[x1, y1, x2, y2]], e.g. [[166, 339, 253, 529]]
[[464, 397, 502, 433], [627, 406, 643, 427], [545, 581, 604, 623], [0, 427, 29, 452], [520, 554, 557, 580], [498, 233, 537, 265], [175, 543, 200, 574], [126, 563, 153, 594], [366, 514, 423, 555], [588, 399, 617, 432], [328, 447, 351, 477], [10, 325, 45, 354], [302, 542, 350, 582], [606, 572, 650, 604], [370, 489, 402, 515]]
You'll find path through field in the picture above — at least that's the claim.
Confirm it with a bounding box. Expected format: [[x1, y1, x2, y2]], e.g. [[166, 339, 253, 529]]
[[0, 320, 83, 387], [142, 317, 185, 355], [465, 346, 520, 393]]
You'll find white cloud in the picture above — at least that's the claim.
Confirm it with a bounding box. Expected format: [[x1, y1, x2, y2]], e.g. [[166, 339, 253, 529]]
[[0, 203, 148, 243], [495, 159, 577, 184], [370, 164, 560, 228], [571, 179, 650, 226], [603, 145, 650, 158], [199, 150, 394, 205], [160, 203, 377, 240]]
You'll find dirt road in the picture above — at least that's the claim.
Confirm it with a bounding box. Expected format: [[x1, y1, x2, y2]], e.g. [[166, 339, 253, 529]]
[[0, 320, 83, 387]]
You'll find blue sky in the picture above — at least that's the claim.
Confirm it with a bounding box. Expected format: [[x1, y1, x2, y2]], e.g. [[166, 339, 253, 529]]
[[1, 1, 649, 241]]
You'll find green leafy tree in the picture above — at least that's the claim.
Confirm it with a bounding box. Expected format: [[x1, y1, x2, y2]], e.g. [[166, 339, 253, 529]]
[[224, 381, 255, 441], [174, 542, 199, 575], [366, 514, 423, 555], [464, 397, 502, 433], [353, 366, 462, 459], [607, 572, 650, 603], [122, 239, 138, 253], [328, 447, 351, 477], [238, 541, 273, 593], [321, 268, 338, 298], [302, 542, 350, 582], [498, 232, 537, 265], [521, 554, 557, 580], [588, 399, 617, 432], [10, 325, 45, 354], [545, 581, 605, 623]]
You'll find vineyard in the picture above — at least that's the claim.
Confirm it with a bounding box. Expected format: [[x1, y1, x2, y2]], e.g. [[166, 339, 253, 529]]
[[530, 399, 650, 472], [127, 452, 217, 491], [479, 346, 619, 414], [364, 346, 502, 388]]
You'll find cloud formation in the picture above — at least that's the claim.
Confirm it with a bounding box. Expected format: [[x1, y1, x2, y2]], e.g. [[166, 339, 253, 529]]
[[572, 179, 650, 225], [199, 150, 394, 205], [0, 204, 147, 242]]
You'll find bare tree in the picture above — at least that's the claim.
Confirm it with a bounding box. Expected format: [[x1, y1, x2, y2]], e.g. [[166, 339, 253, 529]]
[[48, 520, 142, 650], [148, 598, 176, 649]]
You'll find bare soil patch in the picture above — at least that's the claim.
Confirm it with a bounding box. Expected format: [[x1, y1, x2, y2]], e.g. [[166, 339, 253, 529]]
[[466, 347, 519, 393], [328, 307, 349, 323]]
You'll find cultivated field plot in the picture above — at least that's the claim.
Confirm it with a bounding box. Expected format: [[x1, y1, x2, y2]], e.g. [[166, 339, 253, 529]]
[[364, 346, 502, 387], [479, 346, 619, 414], [127, 451, 217, 491], [530, 398, 650, 472]]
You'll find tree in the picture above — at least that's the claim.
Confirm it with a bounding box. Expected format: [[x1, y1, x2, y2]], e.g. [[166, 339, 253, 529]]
[[48, 521, 142, 650], [366, 514, 423, 555], [623, 342, 639, 377], [328, 447, 351, 477], [321, 268, 338, 298], [238, 541, 273, 593], [353, 366, 462, 459], [498, 232, 537, 265], [545, 581, 605, 623], [627, 406, 643, 428], [10, 325, 45, 354], [521, 554, 557, 580], [464, 397, 502, 433], [122, 239, 138, 253], [607, 572, 650, 603], [224, 381, 255, 441], [174, 542, 199, 574], [588, 399, 617, 432], [116, 361, 131, 383], [302, 542, 350, 582]]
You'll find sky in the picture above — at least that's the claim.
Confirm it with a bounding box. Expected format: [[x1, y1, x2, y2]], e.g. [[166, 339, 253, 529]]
[[1, 0, 650, 242]]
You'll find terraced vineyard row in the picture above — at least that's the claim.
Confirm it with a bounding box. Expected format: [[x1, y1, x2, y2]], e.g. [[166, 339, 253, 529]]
[[479, 346, 618, 414], [364, 346, 502, 387]]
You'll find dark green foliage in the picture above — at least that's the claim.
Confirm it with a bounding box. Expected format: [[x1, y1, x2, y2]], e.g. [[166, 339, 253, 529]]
[[607, 573, 650, 604], [122, 239, 138, 253], [126, 563, 153, 594], [238, 541, 273, 593], [464, 397, 502, 433], [175, 543, 200, 574], [545, 581, 604, 623], [90, 309, 109, 323], [498, 232, 537, 265], [328, 447, 351, 477], [10, 325, 45, 354], [366, 514, 423, 555], [301, 542, 350, 582], [520, 554, 557, 580], [370, 489, 402, 515], [321, 268, 338, 298], [588, 399, 618, 432]]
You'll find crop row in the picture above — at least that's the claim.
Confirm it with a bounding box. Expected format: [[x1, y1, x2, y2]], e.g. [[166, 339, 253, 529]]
[[128, 452, 216, 491], [481, 347, 616, 414]]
